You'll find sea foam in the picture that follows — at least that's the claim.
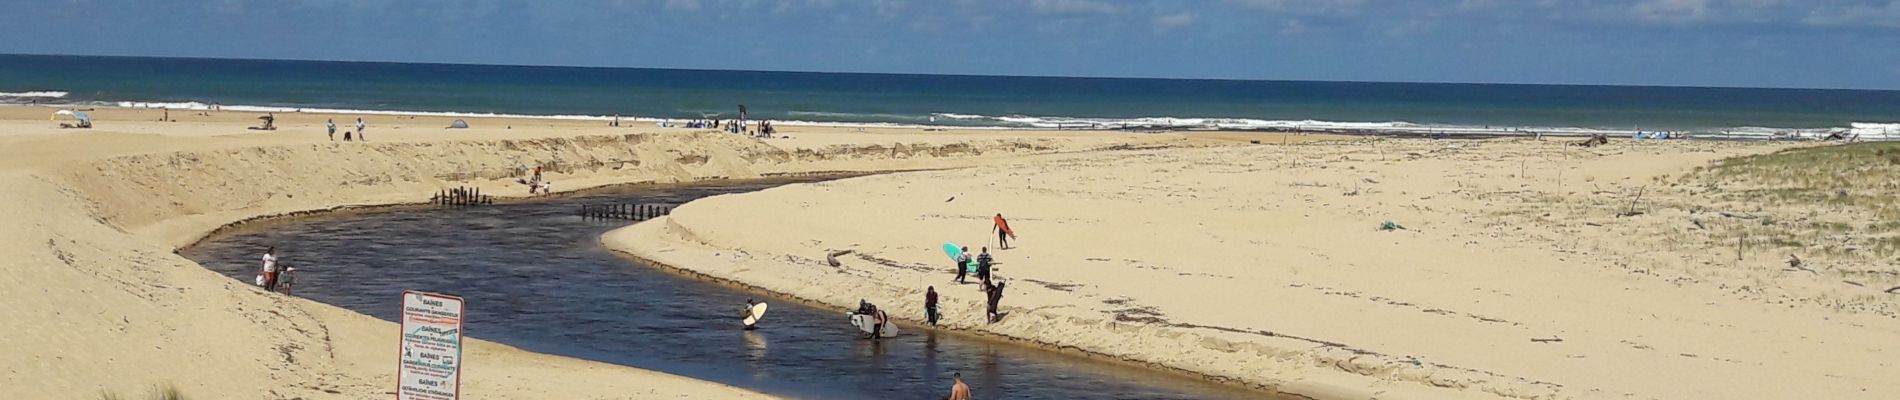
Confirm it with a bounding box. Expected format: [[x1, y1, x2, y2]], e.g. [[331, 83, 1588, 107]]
[[0, 91, 68, 98], [21, 96, 1888, 141]]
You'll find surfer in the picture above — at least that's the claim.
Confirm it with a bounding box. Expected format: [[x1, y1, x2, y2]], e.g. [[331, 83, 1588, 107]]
[[743, 299, 760, 330], [954, 247, 972, 284], [856, 299, 889, 339], [925, 286, 940, 326], [948, 372, 972, 400], [984, 279, 1007, 324], [976, 247, 994, 286], [993, 213, 1014, 249]]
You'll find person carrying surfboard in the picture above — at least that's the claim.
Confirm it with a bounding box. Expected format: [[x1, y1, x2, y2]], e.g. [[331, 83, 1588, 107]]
[[985, 279, 1008, 324], [742, 299, 762, 330], [993, 213, 1016, 249], [854, 299, 889, 339], [954, 247, 973, 284], [976, 247, 994, 286]]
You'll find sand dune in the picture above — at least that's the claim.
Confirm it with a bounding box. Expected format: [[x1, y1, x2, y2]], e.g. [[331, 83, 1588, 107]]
[[0, 105, 1176, 398], [608, 138, 1900, 399]]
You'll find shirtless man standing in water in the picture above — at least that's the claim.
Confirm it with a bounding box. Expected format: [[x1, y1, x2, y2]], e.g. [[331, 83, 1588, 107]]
[[948, 372, 972, 400]]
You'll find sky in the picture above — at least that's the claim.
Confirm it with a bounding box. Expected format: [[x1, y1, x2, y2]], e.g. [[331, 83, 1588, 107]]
[[3, 0, 1898, 90]]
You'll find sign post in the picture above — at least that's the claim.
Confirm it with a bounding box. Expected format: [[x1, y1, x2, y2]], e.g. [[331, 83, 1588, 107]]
[[397, 291, 464, 400]]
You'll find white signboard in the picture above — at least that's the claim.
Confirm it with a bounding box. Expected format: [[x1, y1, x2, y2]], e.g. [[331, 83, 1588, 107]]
[[398, 291, 464, 400]]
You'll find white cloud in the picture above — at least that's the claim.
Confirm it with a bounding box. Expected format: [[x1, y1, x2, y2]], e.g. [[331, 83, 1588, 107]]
[[1031, 0, 1120, 15], [1802, 1, 1900, 29], [1227, 0, 1368, 15], [1152, 11, 1196, 32], [1632, 0, 1711, 21]]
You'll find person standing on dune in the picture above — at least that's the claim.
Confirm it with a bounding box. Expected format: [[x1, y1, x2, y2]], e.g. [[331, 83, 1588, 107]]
[[925, 286, 940, 326]]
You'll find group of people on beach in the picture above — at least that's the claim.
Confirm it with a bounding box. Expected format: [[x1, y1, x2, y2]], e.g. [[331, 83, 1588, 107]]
[[324, 117, 367, 141], [931, 213, 1016, 327]]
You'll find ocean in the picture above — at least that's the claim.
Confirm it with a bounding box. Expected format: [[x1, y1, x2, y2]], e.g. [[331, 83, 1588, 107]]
[[2, 54, 1897, 138]]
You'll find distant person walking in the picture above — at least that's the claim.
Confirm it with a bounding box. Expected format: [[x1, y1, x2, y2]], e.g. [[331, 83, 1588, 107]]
[[993, 213, 1015, 249], [954, 246, 972, 284], [326, 118, 337, 141], [925, 286, 940, 326], [355, 117, 366, 141], [976, 247, 994, 286], [948, 372, 972, 400], [260, 247, 280, 292]]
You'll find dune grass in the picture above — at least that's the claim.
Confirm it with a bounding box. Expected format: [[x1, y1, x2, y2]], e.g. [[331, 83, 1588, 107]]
[[98, 385, 183, 400], [1686, 141, 1900, 260]]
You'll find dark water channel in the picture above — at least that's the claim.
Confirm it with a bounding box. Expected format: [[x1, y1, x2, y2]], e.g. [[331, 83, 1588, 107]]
[[182, 180, 1267, 399]]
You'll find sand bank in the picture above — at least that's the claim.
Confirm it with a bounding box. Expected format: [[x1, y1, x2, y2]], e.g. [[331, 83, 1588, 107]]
[[0, 105, 1190, 398], [607, 138, 1900, 399]]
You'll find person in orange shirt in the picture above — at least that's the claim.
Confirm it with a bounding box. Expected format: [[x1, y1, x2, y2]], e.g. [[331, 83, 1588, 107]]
[[948, 372, 972, 400]]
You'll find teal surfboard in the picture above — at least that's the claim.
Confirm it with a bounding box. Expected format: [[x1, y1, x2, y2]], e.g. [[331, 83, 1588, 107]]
[[943, 242, 974, 273]]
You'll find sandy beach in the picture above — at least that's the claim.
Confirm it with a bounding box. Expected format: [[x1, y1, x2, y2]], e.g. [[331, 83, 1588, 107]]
[[0, 105, 1198, 398], [12, 103, 1899, 399], [608, 137, 1900, 399]]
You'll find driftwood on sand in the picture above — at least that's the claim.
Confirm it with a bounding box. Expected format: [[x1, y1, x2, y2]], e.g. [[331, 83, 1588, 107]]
[[1569, 134, 1610, 148]]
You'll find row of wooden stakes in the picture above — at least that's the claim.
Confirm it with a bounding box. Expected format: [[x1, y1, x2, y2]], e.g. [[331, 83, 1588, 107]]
[[432, 187, 494, 206], [580, 203, 672, 221]]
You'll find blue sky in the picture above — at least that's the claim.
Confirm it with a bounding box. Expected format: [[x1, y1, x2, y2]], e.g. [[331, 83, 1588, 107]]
[[4, 0, 1898, 89]]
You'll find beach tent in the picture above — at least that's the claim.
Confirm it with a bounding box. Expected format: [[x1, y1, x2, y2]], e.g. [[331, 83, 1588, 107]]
[[50, 110, 90, 123], [447, 119, 469, 129], [51, 110, 91, 128]]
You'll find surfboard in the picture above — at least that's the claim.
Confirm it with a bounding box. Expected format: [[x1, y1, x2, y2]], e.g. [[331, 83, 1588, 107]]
[[848, 312, 899, 338], [743, 303, 769, 328], [943, 242, 974, 273], [994, 215, 1016, 239]]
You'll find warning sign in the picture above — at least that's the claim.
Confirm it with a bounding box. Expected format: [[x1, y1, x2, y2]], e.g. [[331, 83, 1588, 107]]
[[398, 291, 463, 400]]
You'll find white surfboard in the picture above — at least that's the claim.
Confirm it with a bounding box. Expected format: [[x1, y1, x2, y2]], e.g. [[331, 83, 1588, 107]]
[[743, 303, 769, 328], [848, 312, 898, 338]]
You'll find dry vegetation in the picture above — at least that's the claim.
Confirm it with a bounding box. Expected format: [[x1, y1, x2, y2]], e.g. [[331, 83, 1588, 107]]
[[1686, 141, 1900, 261]]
